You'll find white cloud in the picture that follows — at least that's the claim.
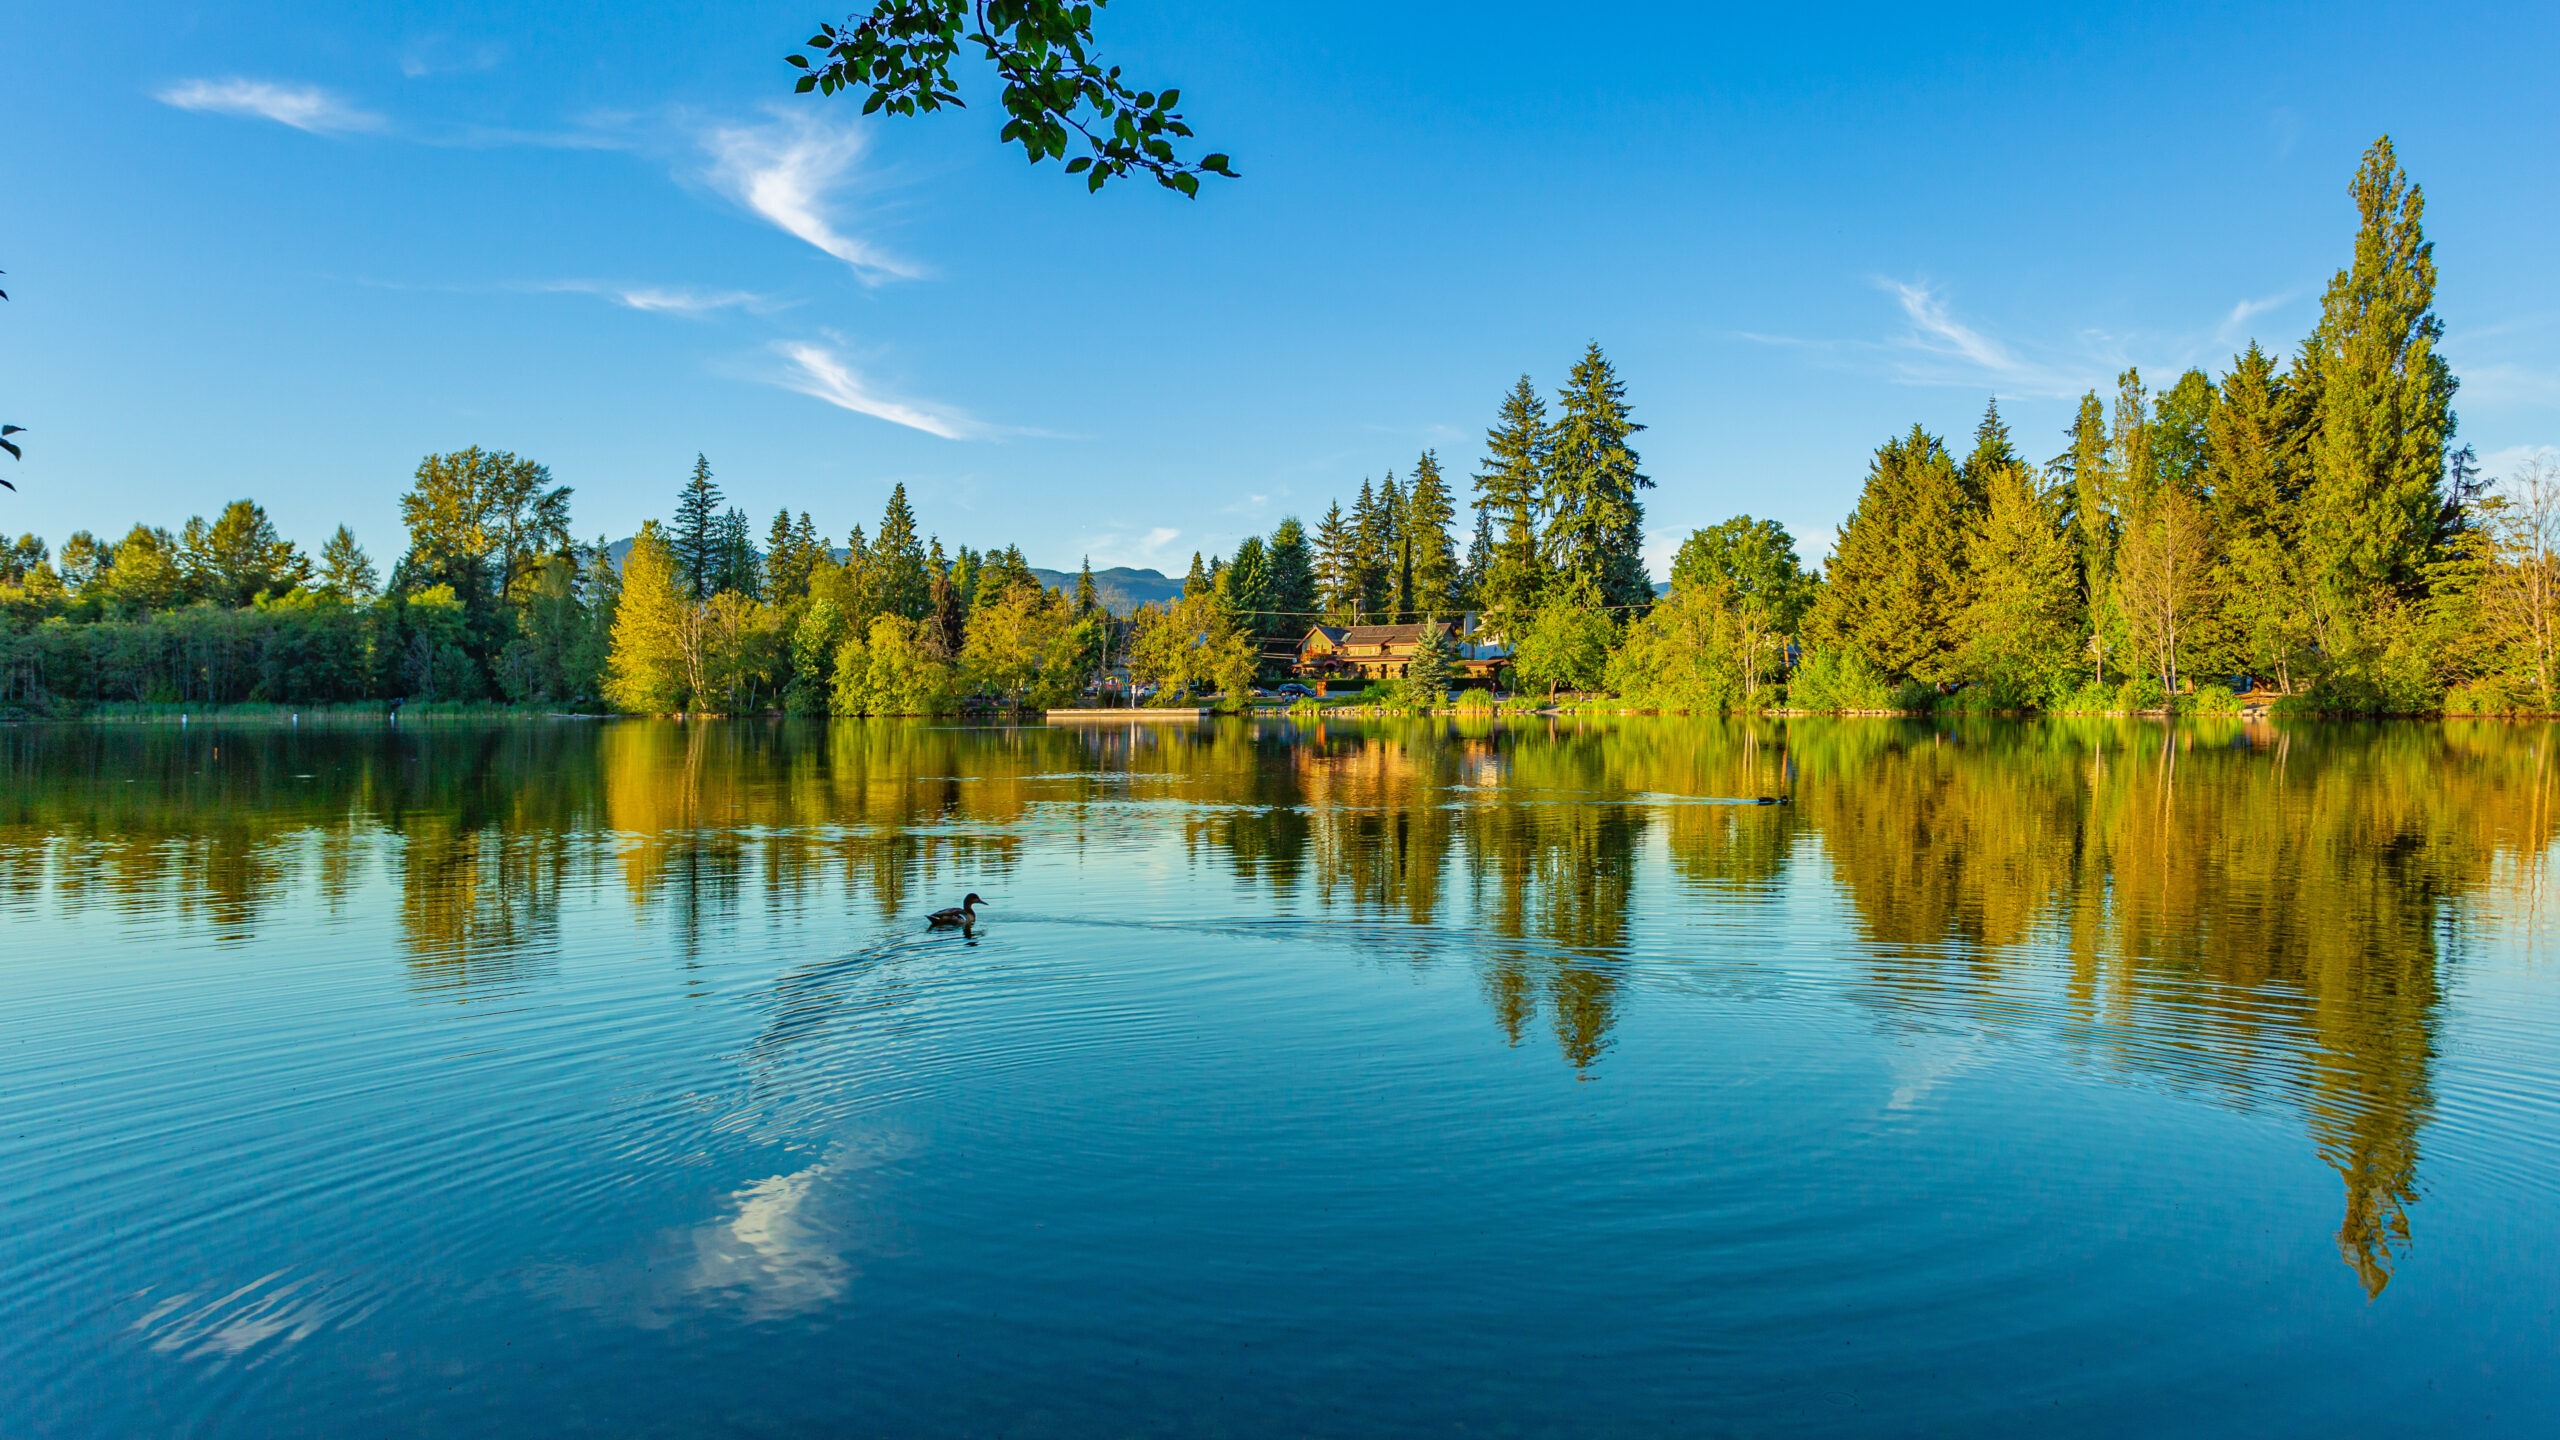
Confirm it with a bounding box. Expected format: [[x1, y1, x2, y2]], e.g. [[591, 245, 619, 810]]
[[535, 280, 778, 316], [1876, 278, 2091, 397], [156, 78, 382, 135], [772, 341, 973, 439], [2210, 292, 2298, 350], [702, 110, 914, 282]]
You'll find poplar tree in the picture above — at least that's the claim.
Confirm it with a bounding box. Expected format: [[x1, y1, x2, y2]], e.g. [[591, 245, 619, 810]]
[[2302, 135, 2458, 604], [1474, 376, 1549, 627], [672, 454, 723, 601], [2065, 391, 2115, 603], [1266, 516, 1318, 623], [874, 483, 931, 620], [1543, 343, 1652, 609], [1807, 426, 1971, 683], [1405, 449, 1461, 617]]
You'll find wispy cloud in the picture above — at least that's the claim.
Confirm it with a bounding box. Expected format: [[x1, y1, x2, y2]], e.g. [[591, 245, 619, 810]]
[[771, 341, 973, 439], [1739, 277, 2320, 399], [1876, 278, 2093, 396], [534, 280, 781, 317], [703, 110, 915, 282], [156, 78, 382, 135], [2211, 292, 2298, 350]]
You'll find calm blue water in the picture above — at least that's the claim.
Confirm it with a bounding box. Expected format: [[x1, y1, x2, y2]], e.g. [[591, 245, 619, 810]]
[[1, 717, 2554, 1436]]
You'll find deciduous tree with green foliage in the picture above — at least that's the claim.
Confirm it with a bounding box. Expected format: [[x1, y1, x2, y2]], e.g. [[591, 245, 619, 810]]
[[789, 0, 1237, 195], [1510, 577, 1616, 697], [605, 522, 690, 713]]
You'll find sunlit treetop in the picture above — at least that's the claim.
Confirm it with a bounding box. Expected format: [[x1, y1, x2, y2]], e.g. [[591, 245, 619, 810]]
[[788, 0, 1237, 195]]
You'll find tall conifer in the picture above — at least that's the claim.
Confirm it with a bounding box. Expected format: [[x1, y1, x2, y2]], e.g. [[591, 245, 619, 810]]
[[671, 454, 723, 600], [1267, 517, 1318, 623], [1315, 500, 1358, 621], [1405, 449, 1460, 617], [1474, 376, 1549, 627], [875, 483, 931, 620], [1807, 426, 1971, 683], [1544, 343, 1653, 609], [1960, 399, 2019, 513]]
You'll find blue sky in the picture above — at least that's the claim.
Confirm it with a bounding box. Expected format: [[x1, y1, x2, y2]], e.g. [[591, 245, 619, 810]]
[[4, 2, 2556, 577]]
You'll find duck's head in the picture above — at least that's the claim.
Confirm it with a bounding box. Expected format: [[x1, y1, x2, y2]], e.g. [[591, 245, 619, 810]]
[[963, 892, 985, 907]]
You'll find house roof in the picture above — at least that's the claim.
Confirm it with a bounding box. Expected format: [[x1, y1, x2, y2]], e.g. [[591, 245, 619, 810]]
[[1334, 621, 1456, 645]]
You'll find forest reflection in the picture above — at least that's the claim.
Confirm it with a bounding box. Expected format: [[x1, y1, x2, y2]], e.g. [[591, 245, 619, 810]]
[[1, 715, 2550, 1294]]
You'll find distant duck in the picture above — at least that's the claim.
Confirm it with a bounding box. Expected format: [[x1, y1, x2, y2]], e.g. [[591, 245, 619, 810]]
[[926, 893, 986, 929]]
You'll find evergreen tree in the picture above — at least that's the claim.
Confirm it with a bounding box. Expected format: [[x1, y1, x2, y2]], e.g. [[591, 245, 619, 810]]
[[672, 453, 723, 601], [875, 483, 931, 619], [1074, 555, 1099, 617], [2209, 343, 2316, 688], [1960, 399, 2020, 512], [1544, 343, 1653, 609], [1313, 502, 1358, 620], [1459, 509, 1494, 611], [1806, 426, 1971, 683], [181, 499, 310, 607], [765, 508, 802, 600], [1958, 464, 2082, 701], [1266, 516, 1318, 624], [840, 524, 877, 629], [319, 525, 378, 600], [1351, 476, 1392, 619], [2302, 135, 2458, 603], [1182, 550, 1211, 599], [1474, 375, 1550, 628], [1222, 534, 1272, 633], [713, 506, 760, 597], [1406, 449, 1460, 617], [1404, 618, 1455, 698]]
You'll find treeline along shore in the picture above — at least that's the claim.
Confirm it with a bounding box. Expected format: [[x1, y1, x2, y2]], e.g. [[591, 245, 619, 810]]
[[1, 138, 2553, 720]]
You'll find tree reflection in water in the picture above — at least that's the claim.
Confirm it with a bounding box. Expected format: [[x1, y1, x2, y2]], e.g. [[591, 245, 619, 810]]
[[1, 714, 2550, 1295]]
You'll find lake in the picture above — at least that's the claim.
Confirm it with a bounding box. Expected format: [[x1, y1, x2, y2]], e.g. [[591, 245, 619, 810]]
[[2, 716, 2554, 1436]]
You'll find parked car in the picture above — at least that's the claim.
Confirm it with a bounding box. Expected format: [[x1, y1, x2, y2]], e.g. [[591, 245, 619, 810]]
[[1273, 682, 1315, 699]]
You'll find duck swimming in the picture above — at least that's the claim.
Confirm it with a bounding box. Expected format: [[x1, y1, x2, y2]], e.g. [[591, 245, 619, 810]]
[[926, 893, 986, 929]]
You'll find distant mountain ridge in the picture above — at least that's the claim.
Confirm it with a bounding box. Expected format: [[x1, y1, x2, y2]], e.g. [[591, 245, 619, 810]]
[[600, 538, 1181, 617]]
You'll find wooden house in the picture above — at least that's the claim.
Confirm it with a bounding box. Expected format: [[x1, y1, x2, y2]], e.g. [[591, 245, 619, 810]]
[[1294, 618, 1509, 686]]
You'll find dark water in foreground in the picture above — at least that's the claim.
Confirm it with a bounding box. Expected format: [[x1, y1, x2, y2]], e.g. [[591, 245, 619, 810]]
[[1, 716, 2554, 1436]]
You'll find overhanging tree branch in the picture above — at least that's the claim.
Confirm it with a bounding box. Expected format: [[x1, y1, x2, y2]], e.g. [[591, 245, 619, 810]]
[[789, 1, 1236, 195]]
